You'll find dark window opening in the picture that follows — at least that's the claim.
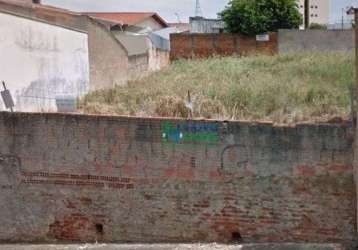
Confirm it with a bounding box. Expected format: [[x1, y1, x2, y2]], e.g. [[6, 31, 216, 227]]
[[190, 157, 196, 168], [95, 223, 104, 234], [231, 232, 242, 242]]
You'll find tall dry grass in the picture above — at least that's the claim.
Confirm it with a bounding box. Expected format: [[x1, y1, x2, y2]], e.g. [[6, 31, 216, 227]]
[[80, 52, 354, 123]]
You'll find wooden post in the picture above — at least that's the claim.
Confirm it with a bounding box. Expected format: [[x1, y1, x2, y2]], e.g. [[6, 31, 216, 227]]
[[304, 0, 310, 29]]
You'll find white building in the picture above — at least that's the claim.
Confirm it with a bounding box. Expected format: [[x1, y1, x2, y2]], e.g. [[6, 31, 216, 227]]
[[298, 0, 330, 28], [0, 0, 90, 112], [189, 17, 225, 33]]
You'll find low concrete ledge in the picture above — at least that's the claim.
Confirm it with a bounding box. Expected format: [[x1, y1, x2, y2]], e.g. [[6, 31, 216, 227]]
[[0, 243, 346, 250]]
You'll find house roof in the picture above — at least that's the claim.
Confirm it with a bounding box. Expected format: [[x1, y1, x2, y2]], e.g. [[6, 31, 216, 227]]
[[0, 0, 33, 8], [82, 12, 168, 28], [112, 32, 149, 56], [0, 0, 75, 14], [34, 4, 76, 14], [346, 7, 355, 15], [0, 0, 87, 32]]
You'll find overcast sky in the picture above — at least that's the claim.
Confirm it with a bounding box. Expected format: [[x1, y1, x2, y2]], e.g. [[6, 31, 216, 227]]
[[43, 0, 358, 24]]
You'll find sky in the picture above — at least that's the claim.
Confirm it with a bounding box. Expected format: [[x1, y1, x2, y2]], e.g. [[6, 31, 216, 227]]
[[42, 0, 358, 24]]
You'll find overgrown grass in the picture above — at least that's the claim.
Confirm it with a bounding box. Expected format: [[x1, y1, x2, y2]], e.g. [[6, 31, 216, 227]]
[[80, 52, 355, 123]]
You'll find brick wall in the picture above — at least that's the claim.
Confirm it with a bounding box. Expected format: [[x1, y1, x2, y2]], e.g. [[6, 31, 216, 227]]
[[170, 33, 278, 60], [0, 112, 355, 245]]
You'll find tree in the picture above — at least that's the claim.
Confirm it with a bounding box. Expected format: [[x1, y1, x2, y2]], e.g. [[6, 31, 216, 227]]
[[219, 0, 303, 36], [308, 23, 327, 30]]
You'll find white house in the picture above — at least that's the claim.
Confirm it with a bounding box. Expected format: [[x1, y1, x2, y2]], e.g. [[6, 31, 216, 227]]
[[0, 0, 90, 112]]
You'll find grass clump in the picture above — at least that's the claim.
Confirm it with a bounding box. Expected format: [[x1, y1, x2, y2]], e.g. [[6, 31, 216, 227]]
[[80, 52, 354, 123]]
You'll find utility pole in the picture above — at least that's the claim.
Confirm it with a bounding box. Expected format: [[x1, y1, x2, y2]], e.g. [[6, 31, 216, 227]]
[[304, 0, 310, 29], [342, 8, 345, 30]]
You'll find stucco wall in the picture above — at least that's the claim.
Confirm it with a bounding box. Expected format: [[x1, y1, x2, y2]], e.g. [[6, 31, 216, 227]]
[[128, 53, 149, 80], [0, 112, 355, 245], [87, 20, 168, 89], [117, 34, 169, 80], [0, 12, 89, 112], [148, 36, 170, 71], [148, 47, 170, 71], [87, 19, 129, 89], [190, 17, 225, 33], [137, 17, 165, 32], [278, 29, 355, 53]]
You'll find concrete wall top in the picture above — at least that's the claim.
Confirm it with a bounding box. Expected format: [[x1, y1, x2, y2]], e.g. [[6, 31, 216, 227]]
[[278, 29, 355, 53]]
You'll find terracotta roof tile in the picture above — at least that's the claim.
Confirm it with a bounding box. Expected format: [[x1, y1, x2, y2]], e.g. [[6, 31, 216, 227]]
[[0, 0, 77, 15], [0, 0, 28, 6]]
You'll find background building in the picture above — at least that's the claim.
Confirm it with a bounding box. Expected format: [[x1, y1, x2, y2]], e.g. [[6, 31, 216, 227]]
[[298, 0, 330, 28], [0, 0, 90, 112], [83, 12, 168, 33], [189, 16, 225, 33], [0, 0, 172, 113]]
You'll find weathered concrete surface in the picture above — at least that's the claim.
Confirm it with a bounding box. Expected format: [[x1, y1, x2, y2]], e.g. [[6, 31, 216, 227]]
[[0, 244, 346, 250], [278, 29, 355, 53], [87, 18, 129, 89], [0, 12, 89, 112]]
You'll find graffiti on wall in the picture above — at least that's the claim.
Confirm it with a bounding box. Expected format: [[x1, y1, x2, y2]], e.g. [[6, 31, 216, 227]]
[[220, 145, 249, 169], [162, 121, 220, 144]]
